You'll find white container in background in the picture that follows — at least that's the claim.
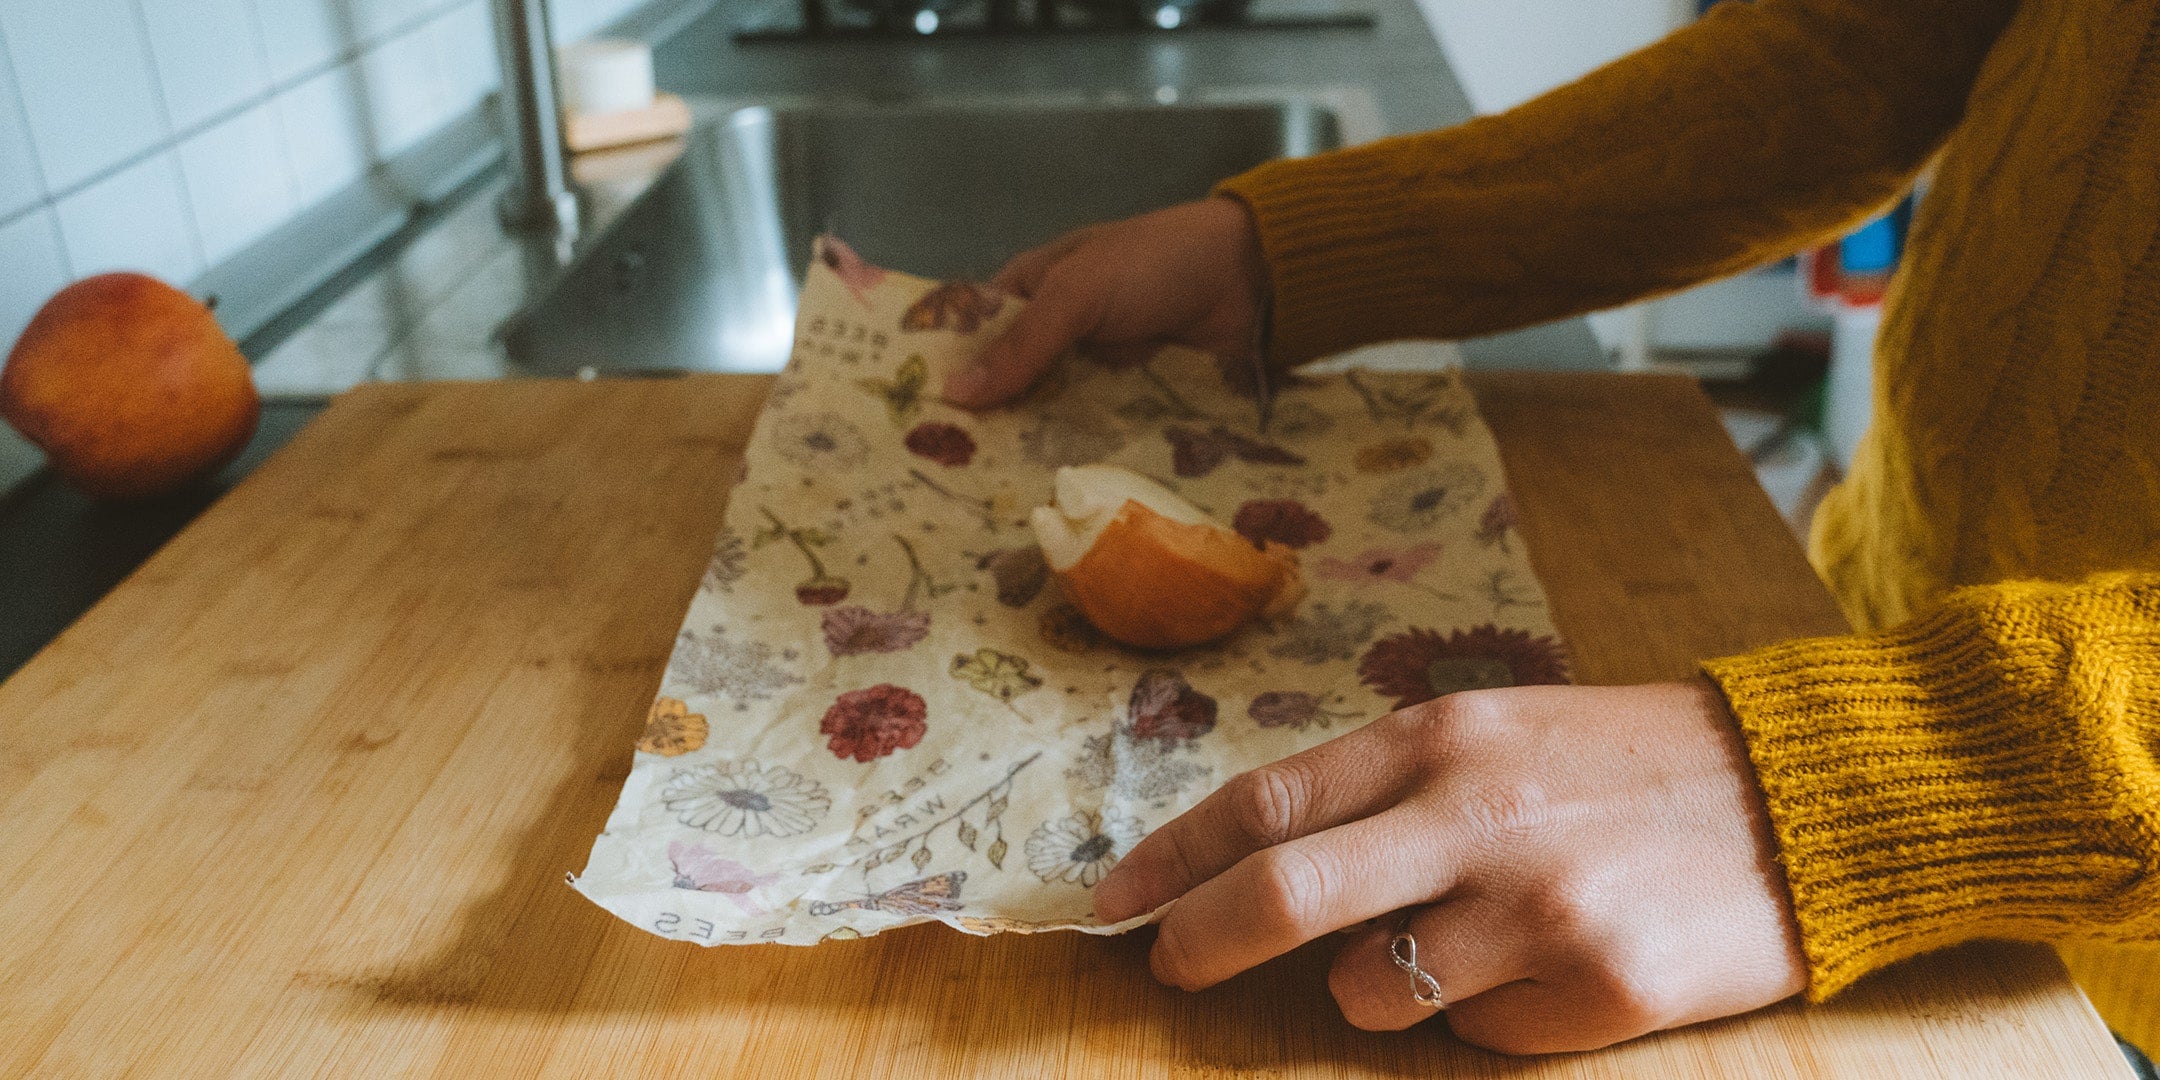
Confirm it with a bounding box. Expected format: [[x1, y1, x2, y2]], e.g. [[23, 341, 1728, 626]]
[[556, 39, 655, 117]]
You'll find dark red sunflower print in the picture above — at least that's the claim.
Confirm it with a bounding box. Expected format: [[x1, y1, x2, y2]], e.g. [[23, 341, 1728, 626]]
[[1358, 625, 1570, 710]]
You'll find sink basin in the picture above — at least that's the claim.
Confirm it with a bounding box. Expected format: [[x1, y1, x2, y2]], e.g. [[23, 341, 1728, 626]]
[[501, 96, 1353, 375]]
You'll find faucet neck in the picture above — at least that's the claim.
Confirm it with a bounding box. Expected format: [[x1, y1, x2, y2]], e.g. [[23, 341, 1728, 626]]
[[490, 0, 580, 236]]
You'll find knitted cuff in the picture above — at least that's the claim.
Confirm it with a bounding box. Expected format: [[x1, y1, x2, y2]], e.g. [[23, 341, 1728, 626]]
[[1214, 140, 1447, 367], [1704, 579, 2160, 999]]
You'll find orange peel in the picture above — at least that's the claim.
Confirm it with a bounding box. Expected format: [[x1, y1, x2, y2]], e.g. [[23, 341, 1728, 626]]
[[1029, 465, 1303, 650]]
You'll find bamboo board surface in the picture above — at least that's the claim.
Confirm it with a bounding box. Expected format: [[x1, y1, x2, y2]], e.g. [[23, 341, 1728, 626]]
[[0, 372, 2128, 1078]]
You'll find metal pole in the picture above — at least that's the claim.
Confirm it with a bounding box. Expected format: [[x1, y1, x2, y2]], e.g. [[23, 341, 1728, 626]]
[[490, 0, 580, 235]]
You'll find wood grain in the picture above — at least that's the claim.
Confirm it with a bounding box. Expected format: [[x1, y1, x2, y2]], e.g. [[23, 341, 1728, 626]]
[[0, 373, 2128, 1078]]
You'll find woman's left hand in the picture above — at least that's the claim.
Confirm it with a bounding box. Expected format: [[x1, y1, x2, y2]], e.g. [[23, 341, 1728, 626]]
[[1092, 681, 1810, 1054]]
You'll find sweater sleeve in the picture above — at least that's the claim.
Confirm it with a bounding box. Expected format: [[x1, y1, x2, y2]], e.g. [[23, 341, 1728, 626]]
[[1216, 0, 2019, 365], [1702, 573, 2160, 999]]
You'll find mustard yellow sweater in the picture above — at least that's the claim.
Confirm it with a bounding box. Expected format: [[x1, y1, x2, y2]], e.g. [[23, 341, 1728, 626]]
[[1217, 0, 2160, 1033]]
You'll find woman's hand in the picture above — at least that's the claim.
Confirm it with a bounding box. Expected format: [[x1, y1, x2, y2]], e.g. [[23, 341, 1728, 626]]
[[1093, 681, 1810, 1054], [943, 197, 1272, 408]]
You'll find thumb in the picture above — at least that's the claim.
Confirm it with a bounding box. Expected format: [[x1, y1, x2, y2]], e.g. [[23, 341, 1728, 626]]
[[943, 280, 1101, 409]]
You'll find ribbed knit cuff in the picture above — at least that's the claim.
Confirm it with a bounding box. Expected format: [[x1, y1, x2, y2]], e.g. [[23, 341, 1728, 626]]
[[1704, 581, 2160, 999], [1215, 139, 1451, 368]]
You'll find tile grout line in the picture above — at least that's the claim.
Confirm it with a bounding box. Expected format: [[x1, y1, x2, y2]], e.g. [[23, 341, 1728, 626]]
[[125, 0, 210, 274]]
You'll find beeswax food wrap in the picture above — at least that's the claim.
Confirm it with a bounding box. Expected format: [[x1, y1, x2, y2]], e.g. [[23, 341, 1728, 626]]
[[571, 239, 1569, 945]]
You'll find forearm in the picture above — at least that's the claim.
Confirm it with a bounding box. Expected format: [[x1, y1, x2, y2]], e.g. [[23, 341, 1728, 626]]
[[1704, 573, 2160, 999], [1221, 0, 2019, 365]]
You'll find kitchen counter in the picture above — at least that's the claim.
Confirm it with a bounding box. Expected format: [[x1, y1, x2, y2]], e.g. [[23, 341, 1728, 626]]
[[0, 372, 2127, 1078]]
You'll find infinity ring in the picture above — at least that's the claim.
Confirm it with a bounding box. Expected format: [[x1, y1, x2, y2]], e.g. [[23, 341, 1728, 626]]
[[1389, 931, 1448, 1010]]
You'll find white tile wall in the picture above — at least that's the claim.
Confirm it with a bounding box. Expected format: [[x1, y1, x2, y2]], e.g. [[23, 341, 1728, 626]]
[[0, 209, 70, 348], [179, 102, 300, 264], [140, 0, 278, 132], [0, 0, 652, 360], [252, 0, 350, 84], [54, 153, 204, 284], [275, 62, 372, 204], [0, 0, 169, 192], [0, 35, 45, 221]]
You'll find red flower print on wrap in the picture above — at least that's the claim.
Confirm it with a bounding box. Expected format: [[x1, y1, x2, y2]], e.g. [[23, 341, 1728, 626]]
[[820, 684, 929, 762], [1232, 499, 1332, 550], [821, 606, 931, 656], [1315, 543, 1445, 584], [904, 421, 977, 467], [1128, 670, 1217, 742], [1358, 625, 1571, 710], [795, 579, 851, 606], [1476, 493, 1520, 550], [1165, 425, 1306, 478]]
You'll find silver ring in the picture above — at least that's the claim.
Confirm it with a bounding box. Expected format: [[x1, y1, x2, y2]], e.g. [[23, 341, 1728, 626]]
[[1389, 931, 1447, 1009]]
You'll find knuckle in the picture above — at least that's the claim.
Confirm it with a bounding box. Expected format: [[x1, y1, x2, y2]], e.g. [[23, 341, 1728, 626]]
[[1525, 876, 1601, 939], [1579, 953, 1679, 1032], [1247, 844, 1331, 938], [1393, 691, 1507, 763], [1459, 778, 1552, 844], [1227, 763, 1308, 848]]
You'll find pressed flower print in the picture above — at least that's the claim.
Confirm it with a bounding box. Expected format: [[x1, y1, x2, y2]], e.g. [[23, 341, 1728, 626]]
[[821, 684, 929, 762], [950, 648, 1045, 708], [668, 841, 781, 913], [1314, 543, 1445, 584], [857, 356, 929, 426], [809, 872, 967, 916], [667, 627, 803, 707], [1166, 425, 1306, 478], [816, 235, 888, 305], [1477, 493, 1519, 551], [1026, 811, 1141, 886], [771, 411, 870, 471], [1019, 406, 1126, 467], [1232, 499, 1332, 550], [664, 759, 831, 837], [902, 280, 1004, 333], [1128, 670, 1218, 742], [638, 697, 709, 756], [978, 546, 1049, 608], [1247, 690, 1360, 731], [1367, 464, 1489, 534], [1358, 625, 1571, 710], [1066, 727, 1213, 803], [699, 532, 748, 595], [905, 421, 977, 466], [821, 606, 931, 656], [574, 244, 1568, 948], [1266, 600, 1390, 664], [1354, 436, 1434, 474]]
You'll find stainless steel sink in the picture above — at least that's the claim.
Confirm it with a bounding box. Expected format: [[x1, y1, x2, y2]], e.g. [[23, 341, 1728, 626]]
[[501, 95, 1355, 375]]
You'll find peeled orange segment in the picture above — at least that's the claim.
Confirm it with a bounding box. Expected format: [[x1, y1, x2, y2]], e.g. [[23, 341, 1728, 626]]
[[1030, 465, 1303, 650]]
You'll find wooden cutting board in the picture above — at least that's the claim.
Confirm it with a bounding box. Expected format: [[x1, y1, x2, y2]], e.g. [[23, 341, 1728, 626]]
[[0, 373, 2128, 1079]]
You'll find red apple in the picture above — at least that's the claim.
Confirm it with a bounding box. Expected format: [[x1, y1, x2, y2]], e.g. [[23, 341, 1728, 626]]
[[1, 273, 259, 500]]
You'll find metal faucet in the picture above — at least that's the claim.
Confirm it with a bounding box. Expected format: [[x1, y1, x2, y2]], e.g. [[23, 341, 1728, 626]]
[[489, 0, 580, 236]]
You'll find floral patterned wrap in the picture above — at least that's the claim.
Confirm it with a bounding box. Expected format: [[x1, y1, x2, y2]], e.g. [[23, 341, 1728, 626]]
[[571, 238, 1569, 945]]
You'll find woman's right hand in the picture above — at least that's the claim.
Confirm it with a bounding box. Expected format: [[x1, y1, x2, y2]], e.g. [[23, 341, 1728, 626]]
[[942, 196, 1274, 409]]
